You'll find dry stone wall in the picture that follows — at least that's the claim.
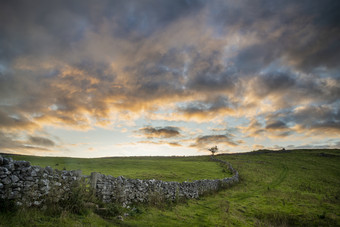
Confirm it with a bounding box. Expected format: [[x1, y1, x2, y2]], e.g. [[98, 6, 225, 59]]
[[0, 156, 82, 206], [0, 155, 238, 207], [91, 156, 239, 205]]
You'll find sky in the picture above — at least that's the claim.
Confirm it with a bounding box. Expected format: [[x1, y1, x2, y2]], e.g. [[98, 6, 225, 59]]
[[0, 0, 339, 158]]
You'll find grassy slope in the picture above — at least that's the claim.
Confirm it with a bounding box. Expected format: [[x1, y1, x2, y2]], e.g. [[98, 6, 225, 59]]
[[2, 155, 229, 182], [1, 149, 339, 226], [125, 149, 340, 226]]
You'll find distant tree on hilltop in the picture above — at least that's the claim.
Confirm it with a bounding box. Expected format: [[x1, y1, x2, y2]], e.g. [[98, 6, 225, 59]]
[[208, 146, 218, 156]]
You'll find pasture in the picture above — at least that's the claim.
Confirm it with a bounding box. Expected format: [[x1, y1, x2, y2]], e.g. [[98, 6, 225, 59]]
[[0, 149, 339, 226]]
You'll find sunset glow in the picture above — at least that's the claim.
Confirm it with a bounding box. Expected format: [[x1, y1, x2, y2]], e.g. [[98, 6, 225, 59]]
[[1, 0, 339, 157]]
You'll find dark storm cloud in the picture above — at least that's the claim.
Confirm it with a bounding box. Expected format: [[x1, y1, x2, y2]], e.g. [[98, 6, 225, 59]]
[[122, 46, 237, 107], [261, 104, 340, 136], [1, 0, 338, 109], [248, 68, 340, 112], [265, 120, 288, 130], [1, 0, 338, 71], [186, 50, 237, 92], [234, 43, 280, 74], [0, 0, 87, 64], [251, 71, 297, 99], [28, 136, 55, 147], [282, 0, 340, 71], [178, 96, 234, 117], [210, 0, 340, 72], [139, 126, 181, 139], [111, 0, 205, 38], [0, 0, 205, 63], [292, 105, 340, 133], [122, 48, 188, 100]]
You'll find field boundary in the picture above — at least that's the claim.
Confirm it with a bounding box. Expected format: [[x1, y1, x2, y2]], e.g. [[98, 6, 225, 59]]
[[0, 155, 239, 207]]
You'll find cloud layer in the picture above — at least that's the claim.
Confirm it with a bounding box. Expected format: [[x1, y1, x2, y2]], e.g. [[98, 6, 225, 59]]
[[0, 0, 339, 156]]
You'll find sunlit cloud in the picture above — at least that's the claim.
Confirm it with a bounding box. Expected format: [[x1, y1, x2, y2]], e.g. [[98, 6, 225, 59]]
[[0, 0, 339, 157]]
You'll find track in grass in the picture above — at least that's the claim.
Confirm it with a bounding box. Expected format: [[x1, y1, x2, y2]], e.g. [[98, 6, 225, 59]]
[[268, 163, 288, 189]]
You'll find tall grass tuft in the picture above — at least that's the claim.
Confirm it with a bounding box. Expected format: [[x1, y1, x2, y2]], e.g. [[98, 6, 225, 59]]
[[43, 179, 97, 216]]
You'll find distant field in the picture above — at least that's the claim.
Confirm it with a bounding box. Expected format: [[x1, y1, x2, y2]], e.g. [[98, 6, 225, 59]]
[[1, 149, 339, 226], [1, 154, 231, 182]]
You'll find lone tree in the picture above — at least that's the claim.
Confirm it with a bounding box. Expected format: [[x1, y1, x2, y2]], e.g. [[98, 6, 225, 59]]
[[208, 146, 218, 156]]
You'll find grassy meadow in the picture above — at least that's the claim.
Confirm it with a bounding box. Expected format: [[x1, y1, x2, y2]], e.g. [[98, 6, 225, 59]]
[[1, 155, 230, 182], [0, 149, 339, 226]]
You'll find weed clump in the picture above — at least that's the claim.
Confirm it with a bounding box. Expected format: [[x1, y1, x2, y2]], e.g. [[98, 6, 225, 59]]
[[43, 180, 96, 216]]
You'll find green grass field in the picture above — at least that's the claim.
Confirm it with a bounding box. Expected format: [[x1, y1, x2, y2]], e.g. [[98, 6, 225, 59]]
[[1, 155, 230, 182], [1, 149, 339, 226]]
